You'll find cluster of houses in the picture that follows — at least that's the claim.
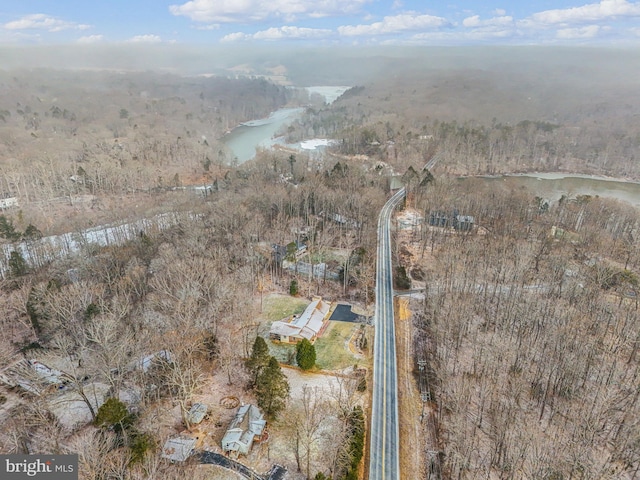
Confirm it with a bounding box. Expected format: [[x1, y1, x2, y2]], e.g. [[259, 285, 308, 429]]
[[1, 294, 359, 472], [160, 294, 364, 463], [0, 353, 268, 463], [161, 403, 267, 462], [428, 210, 475, 232]]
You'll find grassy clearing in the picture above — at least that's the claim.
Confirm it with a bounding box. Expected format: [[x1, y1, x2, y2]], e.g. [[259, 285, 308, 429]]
[[259, 294, 309, 363], [259, 294, 363, 370], [261, 293, 309, 322], [309, 247, 350, 264], [267, 342, 296, 364], [314, 322, 361, 370], [266, 322, 364, 369]]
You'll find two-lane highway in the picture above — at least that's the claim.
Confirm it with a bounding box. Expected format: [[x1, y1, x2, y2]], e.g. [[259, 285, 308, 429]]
[[369, 187, 406, 480]]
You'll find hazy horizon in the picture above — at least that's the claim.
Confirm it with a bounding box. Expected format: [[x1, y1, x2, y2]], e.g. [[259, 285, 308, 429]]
[[1, 44, 639, 84]]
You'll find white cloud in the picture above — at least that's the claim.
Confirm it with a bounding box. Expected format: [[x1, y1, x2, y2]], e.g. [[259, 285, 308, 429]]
[[170, 0, 371, 23], [3, 14, 90, 32], [222, 26, 332, 42], [221, 32, 250, 42], [556, 24, 602, 38], [77, 34, 104, 44], [494, 8, 507, 16], [462, 15, 513, 28], [254, 26, 332, 39], [528, 0, 640, 26], [338, 13, 449, 36], [128, 34, 162, 43]]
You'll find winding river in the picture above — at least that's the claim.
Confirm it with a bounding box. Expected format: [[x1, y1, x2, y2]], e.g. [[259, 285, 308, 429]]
[[222, 86, 349, 163], [222, 88, 640, 207]]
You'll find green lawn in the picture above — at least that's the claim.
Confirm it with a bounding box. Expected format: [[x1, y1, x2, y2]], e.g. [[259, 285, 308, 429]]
[[261, 293, 309, 322], [259, 294, 366, 370], [314, 322, 362, 370], [267, 322, 363, 370], [260, 294, 309, 363]]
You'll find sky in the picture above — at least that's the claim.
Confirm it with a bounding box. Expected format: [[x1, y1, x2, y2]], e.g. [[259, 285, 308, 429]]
[[1, 0, 640, 46]]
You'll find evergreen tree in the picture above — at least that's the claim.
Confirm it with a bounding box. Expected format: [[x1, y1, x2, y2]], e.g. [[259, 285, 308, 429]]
[[95, 398, 132, 433], [296, 338, 316, 371], [343, 406, 365, 480], [394, 265, 411, 290], [0, 215, 21, 241], [255, 356, 289, 419], [22, 224, 42, 241], [129, 431, 155, 465], [8, 250, 28, 277], [246, 336, 271, 386]]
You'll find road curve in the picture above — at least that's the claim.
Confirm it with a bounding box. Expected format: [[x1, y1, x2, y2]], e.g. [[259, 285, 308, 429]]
[[369, 187, 406, 480]]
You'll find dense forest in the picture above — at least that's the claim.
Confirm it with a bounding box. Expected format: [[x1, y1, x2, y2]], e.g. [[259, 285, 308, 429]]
[[0, 70, 301, 234], [0, 145, 386, 478], [403, 178, 640, 479]]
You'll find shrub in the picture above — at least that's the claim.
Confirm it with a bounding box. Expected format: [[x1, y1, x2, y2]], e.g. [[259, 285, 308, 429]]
[[289, 278, 299, 295]]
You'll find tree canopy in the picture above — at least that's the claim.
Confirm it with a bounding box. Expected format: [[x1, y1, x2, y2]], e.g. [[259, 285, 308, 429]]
[[256, 356, 290, 419], [95, 397, 132, 433], [246, 336, 271, 387], [296, 338, 316, 371]]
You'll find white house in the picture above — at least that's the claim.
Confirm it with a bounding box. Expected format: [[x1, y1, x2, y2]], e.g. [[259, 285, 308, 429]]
[[269, 296, 331, 344], [221, 404, 266, 457], [0, 197, 18, 209]]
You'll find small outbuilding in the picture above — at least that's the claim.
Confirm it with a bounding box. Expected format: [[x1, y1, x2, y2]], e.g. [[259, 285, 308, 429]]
[[187, 403, 208, 425], [161, 431, 205, 462]]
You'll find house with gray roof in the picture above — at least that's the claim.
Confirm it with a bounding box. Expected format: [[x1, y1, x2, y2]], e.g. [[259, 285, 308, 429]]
[[187, 402, 208, 425], [221, 404, 266, 457], [161, 430, 205, 462]]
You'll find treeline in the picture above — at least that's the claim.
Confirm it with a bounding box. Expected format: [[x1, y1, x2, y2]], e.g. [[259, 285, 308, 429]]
[[411, 179, 640, 478]]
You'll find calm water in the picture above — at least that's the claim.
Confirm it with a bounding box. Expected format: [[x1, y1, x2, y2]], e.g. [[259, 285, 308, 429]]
[[482, 173, 640, 207], [222, 86, 350, 164], [223, 107, 303, 164]]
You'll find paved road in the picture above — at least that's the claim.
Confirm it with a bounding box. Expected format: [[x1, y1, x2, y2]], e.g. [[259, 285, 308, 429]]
[[199, 451, 286, 480], [369, 187, 406, 480], [369, 157, 438, 479]]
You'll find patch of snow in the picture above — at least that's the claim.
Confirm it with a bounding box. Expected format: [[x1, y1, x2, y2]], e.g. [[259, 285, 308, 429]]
[[300, 139, 335, 150]]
